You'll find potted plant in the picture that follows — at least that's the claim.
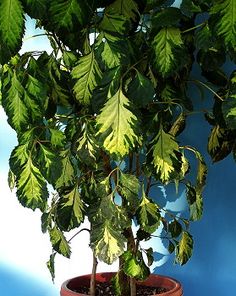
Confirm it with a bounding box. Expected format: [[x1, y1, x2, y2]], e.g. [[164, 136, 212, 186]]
[[1, 0, 236, 295]]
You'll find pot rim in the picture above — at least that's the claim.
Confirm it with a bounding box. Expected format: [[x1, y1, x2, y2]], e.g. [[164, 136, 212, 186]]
[[61, 272, 183, 296]]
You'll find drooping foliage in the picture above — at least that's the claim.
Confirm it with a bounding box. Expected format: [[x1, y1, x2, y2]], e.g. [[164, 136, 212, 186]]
[[0, 0, 236, 295]]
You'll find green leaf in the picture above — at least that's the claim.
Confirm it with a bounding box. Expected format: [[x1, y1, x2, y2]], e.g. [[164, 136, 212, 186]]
[[49, 128, 66, 148], [50, 0, 87, 30], [22, 0, 47, 19], [186, 184, 203, 221], [111, 272, 122, 296], [145, 1, 174, 11], [76, 121, 99, 165], [24, 74, 47, 121], [72, 51, 102, 105], [123, 250, 142, 278], [152, 7, 182, 29], [100, 13, 129, 35], [110, 0, 139, 22], [152, 27, 184, 77], [9, 143, 30, 174], [16, 157, 48, 211], [0, 0, 25, 64], [180, 0, 201, 17], [145, 247, 154, 266], [96, 88, 140, 159], [208, 125, 234, 162], [168, 241, 175, 254], [38, 144, 62, 185], [122, 250, 150, 280], [92, 66, 121, 112], [151, 128, 182, 183], [222, 72, 236, 129], [2, 72, 29, 132], [169, 219, 182, 238], [41, 212, 52, 234], [195, 150, 207, 189], [46, 253, 56, 282], [222, 95, 236, 129], [55, 149, 76, 188], [175, 231, 193, 265], [91, 220, 126, 264], [119, 172, 140, 212], [100, 34, 129, 69], [56, 185, 84, 231], [136, 188, 160, 234], [169, 113, 186, 137], [91, 192, 130, 230], [210, 0, 236, 48], [99, 0, 139, 33], [49, 226, 71, 258], [127, 71, 155, 107], [8, 170, 16, 191], [195, 25, 213, 50]]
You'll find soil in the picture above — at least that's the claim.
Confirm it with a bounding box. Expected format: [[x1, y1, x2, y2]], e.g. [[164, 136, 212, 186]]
[[73, 282, 168, 295]]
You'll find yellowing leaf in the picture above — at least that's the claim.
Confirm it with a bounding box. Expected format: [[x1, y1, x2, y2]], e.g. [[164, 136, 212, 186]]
[[17, 157, 48, 211], [208, 125, 233, 162], [152, 128, 181, 183], [175, 231, 193, 265], [91, 220, 126, 264], [96, 88, 140, 159], [186, 184, 203, 221]]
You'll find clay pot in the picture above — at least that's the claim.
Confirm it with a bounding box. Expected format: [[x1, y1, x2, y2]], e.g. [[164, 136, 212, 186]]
[[60, 272, 183, 296]]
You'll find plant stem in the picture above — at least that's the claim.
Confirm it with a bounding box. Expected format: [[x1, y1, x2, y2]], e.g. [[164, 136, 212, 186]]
[[188, 79, 224, 101], [90, 252, 98, 296], [126, 227, 137, 296], [182, 22, 206, 34], [130, 277, 137, 296], [145, 176, 152, 196], [135, 153, 141, 177]]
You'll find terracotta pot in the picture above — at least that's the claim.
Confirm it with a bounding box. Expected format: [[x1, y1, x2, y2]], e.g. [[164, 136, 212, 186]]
[[60, 272, 183, 296]]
